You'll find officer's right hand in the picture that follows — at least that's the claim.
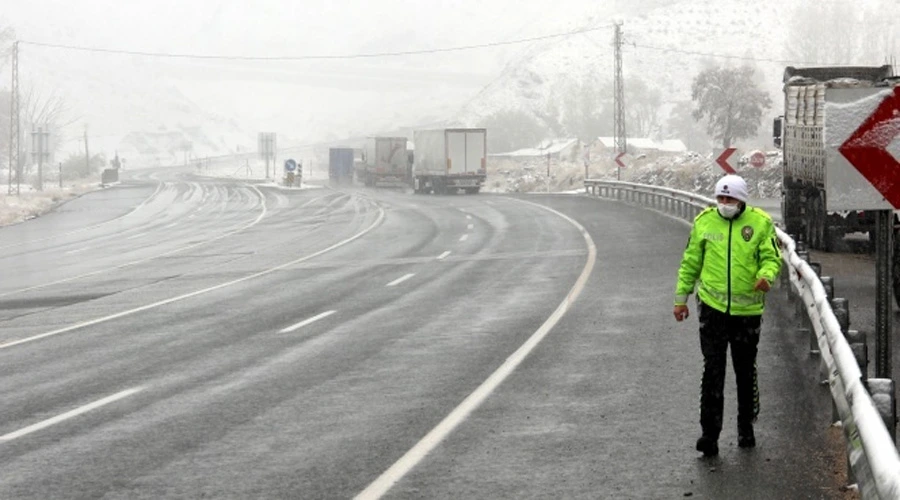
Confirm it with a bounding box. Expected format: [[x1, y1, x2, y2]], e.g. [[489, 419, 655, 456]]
[[674, 304, 689, 322]]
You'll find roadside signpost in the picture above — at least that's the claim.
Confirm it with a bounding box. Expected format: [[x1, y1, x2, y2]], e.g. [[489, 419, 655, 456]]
[[714, 147, 738, 174], [826, 85, 900, 379]]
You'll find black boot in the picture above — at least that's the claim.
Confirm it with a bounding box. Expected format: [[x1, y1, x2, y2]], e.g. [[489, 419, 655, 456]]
[[738, 423, 755, 448], [696, 435, 719, 456]]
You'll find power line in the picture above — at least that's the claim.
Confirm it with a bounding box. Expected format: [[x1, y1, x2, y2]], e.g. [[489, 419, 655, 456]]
[[19, 24, 613, 61], [627, 42, 850, 67]]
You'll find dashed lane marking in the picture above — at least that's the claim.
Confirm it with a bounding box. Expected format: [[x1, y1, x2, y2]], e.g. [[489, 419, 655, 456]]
[[279, 311, 337, 333], [386, 273, 416, 287]]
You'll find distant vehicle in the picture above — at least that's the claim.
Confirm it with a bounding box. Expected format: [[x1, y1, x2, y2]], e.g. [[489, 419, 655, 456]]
[[328, 148, 355, 186], [412, 128, 486, 194], [362, 137, 409, 188], [773, 65, 899, 306]]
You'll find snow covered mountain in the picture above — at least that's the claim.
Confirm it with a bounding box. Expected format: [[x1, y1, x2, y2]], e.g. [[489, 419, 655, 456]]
[[454, 0, 897, 149]]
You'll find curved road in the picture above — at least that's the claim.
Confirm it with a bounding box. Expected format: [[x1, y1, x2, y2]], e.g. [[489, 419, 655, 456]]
[[0, 169, 850, 499]]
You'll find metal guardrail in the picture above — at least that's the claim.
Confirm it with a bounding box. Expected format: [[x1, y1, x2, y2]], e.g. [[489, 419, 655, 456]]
[[585, 178, 900, 499]]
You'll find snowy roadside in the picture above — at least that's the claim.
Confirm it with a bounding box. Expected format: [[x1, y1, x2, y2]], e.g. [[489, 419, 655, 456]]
[[484, 150, 784, 200], [0, 151, 783, 229], [0, 178, 106, 228]]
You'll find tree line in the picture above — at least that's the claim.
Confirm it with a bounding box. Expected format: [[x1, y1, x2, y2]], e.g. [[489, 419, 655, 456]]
[[477, 64, 771, 154]]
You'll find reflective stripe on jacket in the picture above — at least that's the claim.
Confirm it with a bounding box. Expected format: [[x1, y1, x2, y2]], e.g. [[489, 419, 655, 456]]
[[675, 205, 781, 316]]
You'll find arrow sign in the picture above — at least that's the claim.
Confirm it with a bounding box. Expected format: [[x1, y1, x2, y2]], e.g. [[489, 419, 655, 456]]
[[615, 152, 627, 168], [836, 86, 900, 209], [714, 148, 738, 174]]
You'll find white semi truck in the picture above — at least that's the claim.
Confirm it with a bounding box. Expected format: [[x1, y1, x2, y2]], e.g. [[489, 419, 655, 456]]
[[412, 128, 487, 194], [773, 65, 900, 306]]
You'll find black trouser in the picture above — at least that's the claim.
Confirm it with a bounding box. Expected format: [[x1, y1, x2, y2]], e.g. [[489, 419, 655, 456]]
[[698, 300, 761, 439]]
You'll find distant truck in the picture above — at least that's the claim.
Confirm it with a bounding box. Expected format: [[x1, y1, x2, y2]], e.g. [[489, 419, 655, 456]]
[[328, 147, 354, 186], [362, 137, 410, 188], [773, 65, 900, 306], [412, 128, 487, 194]]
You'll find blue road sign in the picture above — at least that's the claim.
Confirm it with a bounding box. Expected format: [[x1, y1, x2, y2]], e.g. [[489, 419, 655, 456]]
[[284, 159, 297, 171]]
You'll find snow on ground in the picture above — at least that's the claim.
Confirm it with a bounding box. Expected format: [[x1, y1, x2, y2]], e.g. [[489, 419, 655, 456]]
[[485, 150, 784, 200], [0, 176, 105, 227], [0, 151, 784, 228]]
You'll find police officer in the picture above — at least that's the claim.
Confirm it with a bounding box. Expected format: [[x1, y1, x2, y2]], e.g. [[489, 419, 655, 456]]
[[673, 174, 782, 457]]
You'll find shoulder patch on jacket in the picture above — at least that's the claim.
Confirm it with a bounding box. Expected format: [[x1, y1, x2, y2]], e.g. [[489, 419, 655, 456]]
[[694, 206, 717, 222], [747, 206, 774, 223]]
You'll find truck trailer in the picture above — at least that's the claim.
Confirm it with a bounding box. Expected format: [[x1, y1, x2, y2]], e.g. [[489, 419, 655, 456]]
[[412, 128, 486, 194], [362, 137, 409, 188], [328, 147, 355, 186], [773, 65, 899, 306]]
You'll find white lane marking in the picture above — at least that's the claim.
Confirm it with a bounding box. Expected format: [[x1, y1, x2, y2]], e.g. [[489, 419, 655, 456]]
[[386, 273, 415, 287], [64, 246, 91, 255], [467, 224, 474, 230], [0, 387, 144, 442], [279, 310, 337, 333], [0, 184, 272, 299], [466, 215, 472, 220], [126, 232, 148, 240], [437, 251, 451, 260], [459, 234, 469, 242], [355, 199, 597, 500], [163, 222, 179, 229], [0, 205, 385, 349]]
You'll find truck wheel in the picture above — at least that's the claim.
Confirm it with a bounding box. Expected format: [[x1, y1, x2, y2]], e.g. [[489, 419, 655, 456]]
[[782, 188, 804, 239]]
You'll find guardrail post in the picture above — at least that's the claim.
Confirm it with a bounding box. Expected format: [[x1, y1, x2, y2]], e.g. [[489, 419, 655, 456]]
[[867, 378, 897, 444], [831, 298, 851, 424], [832, 298, 850, 335], [846, 330, 868, 381], [796, 249, 810, 317]]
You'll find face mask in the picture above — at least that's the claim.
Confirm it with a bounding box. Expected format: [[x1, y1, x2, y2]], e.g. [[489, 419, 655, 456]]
[[717, 202, 741, 219]]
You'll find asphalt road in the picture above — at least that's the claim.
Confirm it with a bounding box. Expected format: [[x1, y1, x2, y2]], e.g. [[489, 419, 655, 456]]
[[0, 171, 858, 499]]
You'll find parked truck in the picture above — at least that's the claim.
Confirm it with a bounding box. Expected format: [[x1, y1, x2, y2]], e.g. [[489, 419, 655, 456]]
[[412, 128, 486, 194], [773, 65, 900, 306], [361, 137, 410, 188], [328, 147, 354, 186]]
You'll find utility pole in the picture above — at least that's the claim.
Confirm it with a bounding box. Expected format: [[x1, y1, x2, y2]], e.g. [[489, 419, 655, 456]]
[[547, 151, 551, 193], [613, 22, 627, 182], [84, 125, 91, 177], [8, 41, 20, 195]]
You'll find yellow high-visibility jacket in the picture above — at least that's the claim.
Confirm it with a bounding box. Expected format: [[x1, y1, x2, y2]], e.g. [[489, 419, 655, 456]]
[[675, 205, 782, 316]]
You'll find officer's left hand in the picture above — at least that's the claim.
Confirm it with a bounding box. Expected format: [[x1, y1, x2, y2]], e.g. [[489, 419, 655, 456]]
[[753, 278, 771, 292]]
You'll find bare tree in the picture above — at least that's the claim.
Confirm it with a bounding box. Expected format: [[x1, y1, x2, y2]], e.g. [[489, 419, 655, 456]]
[[14, 85, 77, 175], [560, 76, 608, 142], [0, 24, 14, 72], [691, 65, 771, 149], [478, 109, 549, 154], [625, 77, 662, 139]]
